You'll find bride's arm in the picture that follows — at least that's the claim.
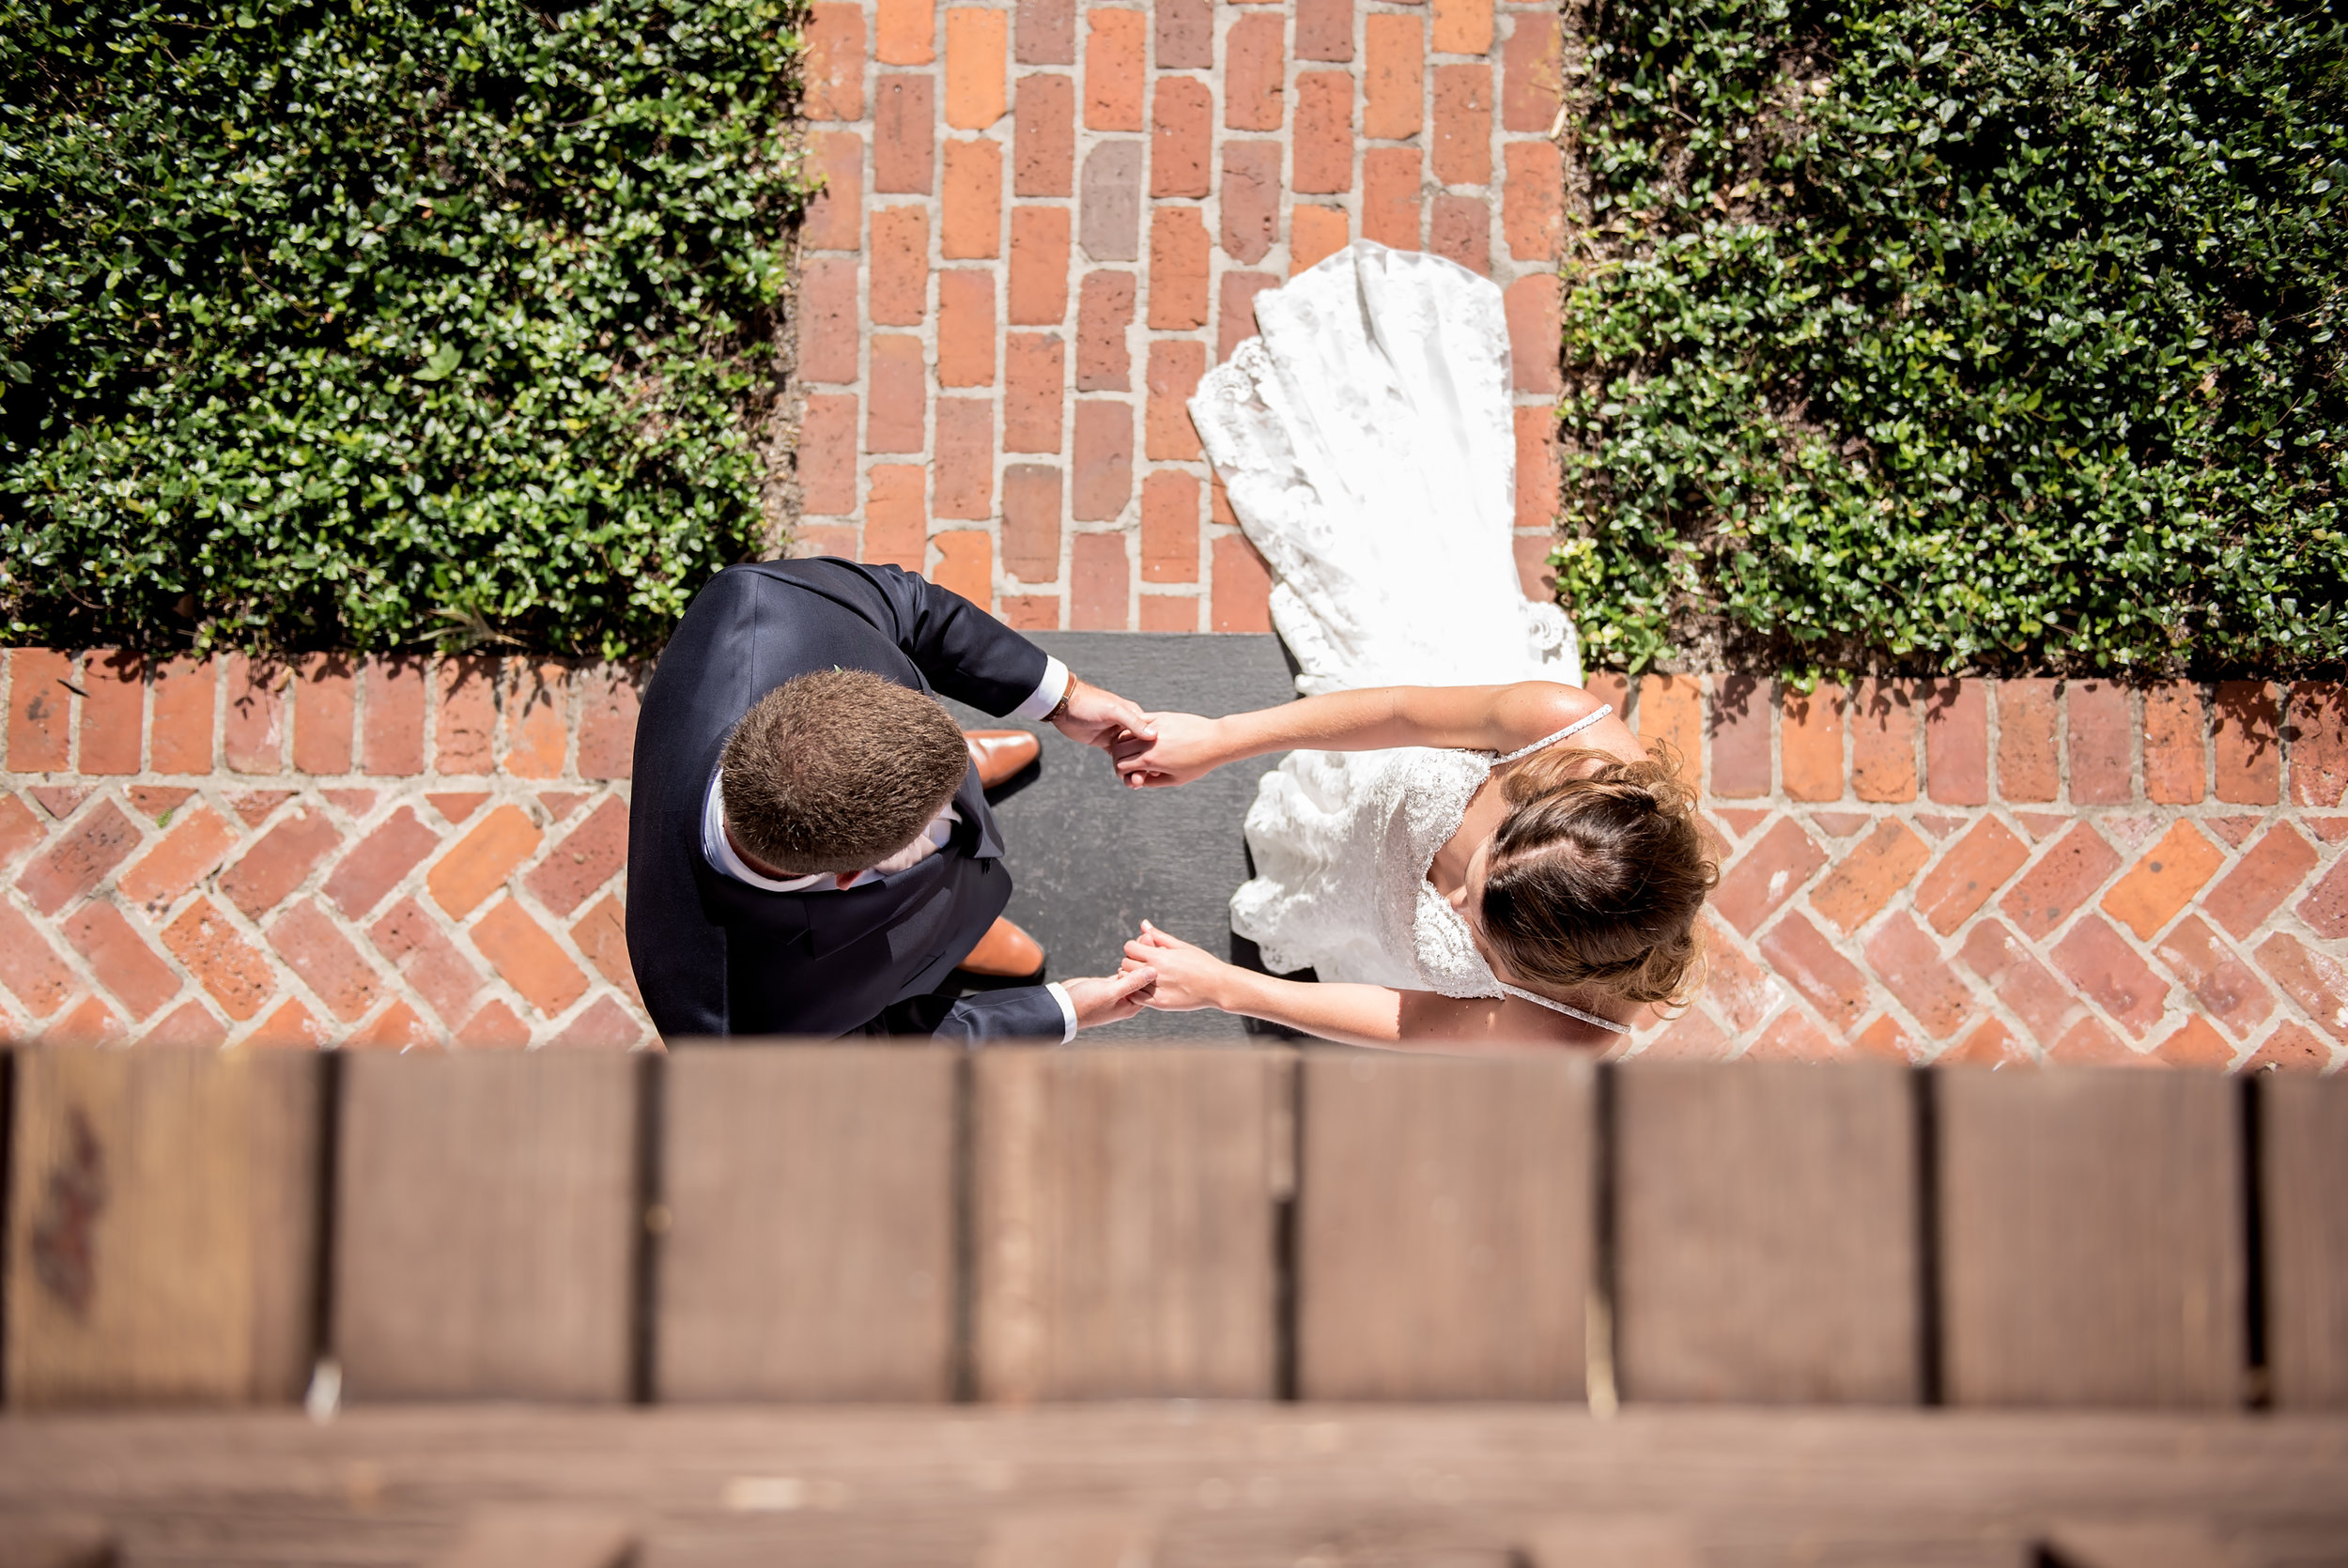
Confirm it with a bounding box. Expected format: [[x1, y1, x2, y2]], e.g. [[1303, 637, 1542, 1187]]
[[1220, 971, 1586, 1050], [1116, 682, 1630, 787], [1122, 924, 1599, 1050]]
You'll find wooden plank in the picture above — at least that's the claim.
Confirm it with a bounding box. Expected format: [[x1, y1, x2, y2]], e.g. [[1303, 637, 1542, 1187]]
[[5, 1407, 2347, 1568], [974, 1512, 1154, 1568], [1939, 1068, 2245, 1408], [655, 1044, 956, 1402], [5, 1046, 320, 1408], [1520, 1516, 1699, 1568], [1613, 1060, 1920, 1405], [426, 1510, 636, 1568], [972, 1046, 1286, 1400], [333, 1050, 639, 1402], [0, 1514, 114, 1568], [2040, 1520, 2229, 1568], [1296, 1050, 1591, 1401], [2260, 1072, 2348, 1409]]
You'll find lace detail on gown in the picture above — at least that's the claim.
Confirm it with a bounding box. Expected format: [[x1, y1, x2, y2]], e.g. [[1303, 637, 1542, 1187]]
[[1228, 745, 1494, 992], [1197, 242, 1607, 1009]]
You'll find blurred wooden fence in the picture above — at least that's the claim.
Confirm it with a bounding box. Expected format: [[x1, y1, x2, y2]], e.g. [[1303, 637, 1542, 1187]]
[[3, 1046, 2342, 1413]]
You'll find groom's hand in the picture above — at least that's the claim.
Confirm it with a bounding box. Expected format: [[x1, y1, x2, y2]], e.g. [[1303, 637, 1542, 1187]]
[[1049, 677, 1156, 754], [1063, 965, 1158, 1029]]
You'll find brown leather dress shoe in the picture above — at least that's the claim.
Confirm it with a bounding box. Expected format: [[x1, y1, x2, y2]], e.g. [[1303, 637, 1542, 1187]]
[[958, 916, 1045, 978], [965, 730, 1040, 789]]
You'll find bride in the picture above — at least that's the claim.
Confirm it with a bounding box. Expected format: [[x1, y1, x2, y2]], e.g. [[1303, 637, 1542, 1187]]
[[1108, 241, 1718, 1050]]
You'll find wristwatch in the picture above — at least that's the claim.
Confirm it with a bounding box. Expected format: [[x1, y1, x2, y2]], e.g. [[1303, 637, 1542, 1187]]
[[1044, 673, 1078, 723]]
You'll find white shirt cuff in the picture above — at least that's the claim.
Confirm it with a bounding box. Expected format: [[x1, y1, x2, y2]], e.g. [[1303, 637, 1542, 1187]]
[[1043, 981, 1078, 1043], [1010, 657, 1071, 722]]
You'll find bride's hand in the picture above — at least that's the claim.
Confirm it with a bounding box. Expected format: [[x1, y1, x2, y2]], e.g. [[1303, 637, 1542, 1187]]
[[1110, 712, 1227, 788], [1120, 921, 1231, 1009]]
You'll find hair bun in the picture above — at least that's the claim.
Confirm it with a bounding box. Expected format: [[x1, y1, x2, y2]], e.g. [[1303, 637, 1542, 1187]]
[[1481, 740, 1722, 1008]]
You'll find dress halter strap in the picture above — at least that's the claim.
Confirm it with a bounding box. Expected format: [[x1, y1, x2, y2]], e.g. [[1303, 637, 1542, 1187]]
[[1491, 703, 1614, 767], [1492, 979, 1634, 1034]]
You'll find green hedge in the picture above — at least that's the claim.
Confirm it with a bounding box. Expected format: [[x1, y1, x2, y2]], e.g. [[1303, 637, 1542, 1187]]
[[1554, 0, 2346, 677], [2, 0, 806, 657]]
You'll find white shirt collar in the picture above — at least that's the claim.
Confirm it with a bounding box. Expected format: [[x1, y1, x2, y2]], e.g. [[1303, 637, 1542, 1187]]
[[698, 654, 1062, 896], [703, 769, 958, 893]]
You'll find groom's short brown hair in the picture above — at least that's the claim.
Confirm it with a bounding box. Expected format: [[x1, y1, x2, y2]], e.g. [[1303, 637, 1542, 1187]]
[[720, 669, 968, 874]]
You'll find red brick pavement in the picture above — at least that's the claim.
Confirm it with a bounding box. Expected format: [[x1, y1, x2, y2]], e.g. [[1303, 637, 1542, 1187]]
[[1626, 676, 2347, 1069], [2, 651, 2343, 1063], [788, 0, 1569, 629], [5, 651, 649, 1050]]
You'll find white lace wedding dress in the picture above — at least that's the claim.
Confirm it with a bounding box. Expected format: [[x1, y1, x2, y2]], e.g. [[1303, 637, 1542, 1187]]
[[1189, 241, 1614, 1020]]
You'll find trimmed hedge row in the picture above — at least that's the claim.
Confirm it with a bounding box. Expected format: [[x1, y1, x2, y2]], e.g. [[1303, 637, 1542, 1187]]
[[1555, 0, 2346, 677], [2, 0, 807, 657]]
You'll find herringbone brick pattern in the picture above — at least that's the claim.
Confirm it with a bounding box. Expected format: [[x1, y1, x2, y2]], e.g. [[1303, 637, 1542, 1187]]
[[3, 650, 2343, 1064], [1603, 674, 2348, 1070], [787, 0, 1568, 629], [1, 651, 647, 1050]]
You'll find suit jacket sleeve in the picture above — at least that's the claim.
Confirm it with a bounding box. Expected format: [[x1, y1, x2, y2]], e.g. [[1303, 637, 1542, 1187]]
[[935, 985, 1071, 1044], [879, 982, 1072, 1043], [857, 560, 1054, 716]]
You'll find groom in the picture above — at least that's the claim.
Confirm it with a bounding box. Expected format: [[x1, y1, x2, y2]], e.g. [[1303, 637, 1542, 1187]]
[[626, 556, 1160, 1041]]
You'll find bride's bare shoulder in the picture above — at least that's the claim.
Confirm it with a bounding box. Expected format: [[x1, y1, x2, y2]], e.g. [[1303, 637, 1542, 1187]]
[[1493, 681, 1643, 764]]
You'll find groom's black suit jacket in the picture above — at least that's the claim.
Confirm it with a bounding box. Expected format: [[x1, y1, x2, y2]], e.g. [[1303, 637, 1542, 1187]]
[[626, 558, 1068, 1042]]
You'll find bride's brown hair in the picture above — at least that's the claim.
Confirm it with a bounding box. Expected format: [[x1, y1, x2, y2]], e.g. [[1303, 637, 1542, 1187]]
[[1476, 743, 1720, 1007]]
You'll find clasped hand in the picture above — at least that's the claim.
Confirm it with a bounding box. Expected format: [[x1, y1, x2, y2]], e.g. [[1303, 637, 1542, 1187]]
[[1108, 712, 1224, 789], [1045, 693, 1231, 1022], [1117, 921, 1229, 1011]]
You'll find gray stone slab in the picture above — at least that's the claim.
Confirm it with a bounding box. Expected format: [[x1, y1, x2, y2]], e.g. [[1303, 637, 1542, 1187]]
[[940, 632, 1300, 1041]]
